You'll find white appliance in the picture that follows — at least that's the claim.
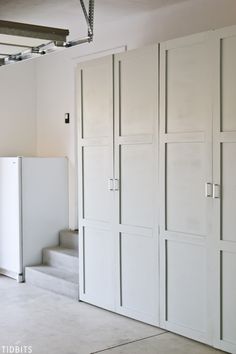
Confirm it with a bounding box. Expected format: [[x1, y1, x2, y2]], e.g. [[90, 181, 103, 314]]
[[0, 157, 69, 281]]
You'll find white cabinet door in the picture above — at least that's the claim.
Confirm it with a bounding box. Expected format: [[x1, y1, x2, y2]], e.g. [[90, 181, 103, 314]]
[[212, 26, 236, 354], [77, 47, 159, 323], [0, 158, 21, 279], [114, 46, 159, 325], [77, 56, 115, 310], [160, 33, 213, 343]]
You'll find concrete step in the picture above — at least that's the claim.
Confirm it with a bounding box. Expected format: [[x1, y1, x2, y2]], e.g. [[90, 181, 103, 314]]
[[25, 266, 79, 299], [59, 229, 78, 250], [43, 247, 79, 273]]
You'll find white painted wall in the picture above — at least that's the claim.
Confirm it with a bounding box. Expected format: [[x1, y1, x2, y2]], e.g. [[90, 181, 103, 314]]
[[0, 0, 229, 228], [0, 60, 36, 157]]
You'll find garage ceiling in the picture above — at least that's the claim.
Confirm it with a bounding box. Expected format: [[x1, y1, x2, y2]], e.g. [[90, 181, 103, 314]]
[[0, 0, 190, 65], [0, 0, 190, 39]]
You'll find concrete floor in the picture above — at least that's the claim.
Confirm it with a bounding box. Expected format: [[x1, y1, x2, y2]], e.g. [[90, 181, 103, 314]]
[[0, 275, 224, 354]]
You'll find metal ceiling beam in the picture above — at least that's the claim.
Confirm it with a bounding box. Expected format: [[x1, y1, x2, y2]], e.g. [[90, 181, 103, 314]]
[[65, 0, 94, 47], [88, 0, 95, 40], [0, 41, 32, 49], [0, 20, 69, 42], [80, 0, 93, 37], [0, 0, 95, 66]]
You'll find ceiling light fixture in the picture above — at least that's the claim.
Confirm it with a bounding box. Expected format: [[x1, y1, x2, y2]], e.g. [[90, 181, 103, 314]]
[[0, 0, 95, 66]]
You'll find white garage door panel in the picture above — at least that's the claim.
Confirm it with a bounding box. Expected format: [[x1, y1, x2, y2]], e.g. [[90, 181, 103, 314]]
[[120, 233, 157, 316], [167, 240, 207, 332], [221, 251, 236, 344], [166, 143, 206, 236], [83, 227, 115, 310], [221, 143, 236, 242], [120, 144, 154, 228], [221, 35, 236, 132], [166, 43, 207, 133], [83, 146, 110, 222], [82, 60, 112, 138]]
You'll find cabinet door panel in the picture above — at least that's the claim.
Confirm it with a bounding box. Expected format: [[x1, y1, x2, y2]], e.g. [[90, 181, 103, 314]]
[[212, 26, 236, 353], [221, 251, 236, 343], [115, 46, 159, 326], [120, 144, 153, 228], [77, 56, 115, 311], [167, 240, 207, 332], [221, 143, 236, 242], [83, 146, 110, 222], [119, 46, 156, 136], [120, 233, 157, 316], [166, 43, 208, 133], [221, 35, 236, 132], [83, 227, 115, 309], [166, 143, 206, 236], [82, 60, 112, 138], [160, 32, 212, 344]]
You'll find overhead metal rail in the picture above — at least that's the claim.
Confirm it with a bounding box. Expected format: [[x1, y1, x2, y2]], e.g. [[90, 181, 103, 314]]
[[0, 0, 94, 66]]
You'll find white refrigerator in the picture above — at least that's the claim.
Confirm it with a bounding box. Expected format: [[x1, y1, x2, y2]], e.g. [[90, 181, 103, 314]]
[[0, 157, 69, 281]]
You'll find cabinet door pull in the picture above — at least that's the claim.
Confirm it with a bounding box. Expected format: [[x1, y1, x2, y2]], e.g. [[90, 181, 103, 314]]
[[108, 178, 114, 191], [213, 184, 221, 199], [205, 182, 213, 198], [114, 179, 119, 191]]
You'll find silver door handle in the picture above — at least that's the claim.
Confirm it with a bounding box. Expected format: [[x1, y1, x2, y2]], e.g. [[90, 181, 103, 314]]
[[205, 182, 212, 198], [213, 184, 221, 199], [108, 178, 114, 191], [114, 179, 119, 191]]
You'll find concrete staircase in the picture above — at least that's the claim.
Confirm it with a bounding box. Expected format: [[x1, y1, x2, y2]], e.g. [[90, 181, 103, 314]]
[[25, 230, 79, 299]]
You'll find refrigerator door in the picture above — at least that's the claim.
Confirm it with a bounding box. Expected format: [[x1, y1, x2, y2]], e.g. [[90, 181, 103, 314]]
[[0, 157, 21, 279]]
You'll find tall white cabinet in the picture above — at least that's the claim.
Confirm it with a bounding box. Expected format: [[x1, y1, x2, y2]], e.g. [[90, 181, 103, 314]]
[[77, 25, 236, 353], [77, 46, 159, 325], [160, 26, 236, 353]]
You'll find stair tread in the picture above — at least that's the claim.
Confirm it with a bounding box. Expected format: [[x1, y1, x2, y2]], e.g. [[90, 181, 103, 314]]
[[44, 246, 78, 258], [26, 265, 79, 284]]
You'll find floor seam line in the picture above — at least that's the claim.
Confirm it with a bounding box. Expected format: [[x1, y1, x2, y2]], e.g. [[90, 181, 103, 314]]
[[90, 330, 169, 353]]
